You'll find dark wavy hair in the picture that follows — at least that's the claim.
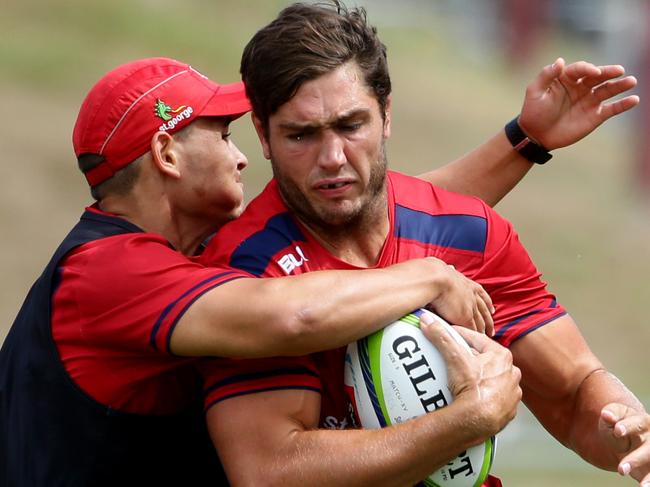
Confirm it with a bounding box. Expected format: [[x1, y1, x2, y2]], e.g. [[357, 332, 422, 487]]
[[240, 1, 391, 129]]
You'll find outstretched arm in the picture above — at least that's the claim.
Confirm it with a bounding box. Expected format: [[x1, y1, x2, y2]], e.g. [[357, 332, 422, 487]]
[[207, 319, 521, 487], [171, 257, 495, 358], [511, 315, 650, 485], [421, 58, 639, 206]]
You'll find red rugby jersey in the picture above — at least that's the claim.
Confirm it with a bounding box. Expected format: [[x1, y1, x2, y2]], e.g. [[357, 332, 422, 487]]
[[199, 171, 566, 426], [51, 206, 248, 414]]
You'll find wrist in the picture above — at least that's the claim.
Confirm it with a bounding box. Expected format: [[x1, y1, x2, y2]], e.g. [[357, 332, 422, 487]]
[[424, 257, 451, 299], [447, 393, 500, 446], [504, 116, 553, 164]]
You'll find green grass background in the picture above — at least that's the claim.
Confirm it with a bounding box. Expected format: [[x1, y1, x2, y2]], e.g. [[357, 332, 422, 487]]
[[1, 1, 648, 485]]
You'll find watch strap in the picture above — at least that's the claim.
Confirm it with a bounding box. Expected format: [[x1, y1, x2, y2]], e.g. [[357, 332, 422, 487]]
[[504, 117, 552, 164]]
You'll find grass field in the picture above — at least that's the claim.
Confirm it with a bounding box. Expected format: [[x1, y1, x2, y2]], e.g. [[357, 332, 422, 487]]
[[1, 1, 648, 484]]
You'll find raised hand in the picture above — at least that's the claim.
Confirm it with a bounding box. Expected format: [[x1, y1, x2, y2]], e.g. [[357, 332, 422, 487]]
[[518, 57, 639, 150]]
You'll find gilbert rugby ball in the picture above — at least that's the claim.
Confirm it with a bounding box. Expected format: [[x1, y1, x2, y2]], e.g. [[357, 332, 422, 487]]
[[344, 308, 496, 487]]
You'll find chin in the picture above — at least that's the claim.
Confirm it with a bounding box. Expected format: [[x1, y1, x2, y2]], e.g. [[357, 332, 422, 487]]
[[314, 209, 361, 228], [205, 200, 244, 228], [322, 201, 363, 220], [234, 198, 246, 216], [220, 203, 245, 224]]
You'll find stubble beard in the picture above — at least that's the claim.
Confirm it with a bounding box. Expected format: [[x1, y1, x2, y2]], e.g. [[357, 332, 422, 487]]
[[270, 144, 389, 240]]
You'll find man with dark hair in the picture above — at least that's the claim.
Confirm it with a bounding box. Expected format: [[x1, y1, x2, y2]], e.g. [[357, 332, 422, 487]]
[[0, 56, 507, 486], [199, 2, 650, 486]]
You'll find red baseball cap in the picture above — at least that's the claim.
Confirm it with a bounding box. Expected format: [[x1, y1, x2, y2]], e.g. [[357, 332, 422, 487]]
[[73, 57, 251, 187]]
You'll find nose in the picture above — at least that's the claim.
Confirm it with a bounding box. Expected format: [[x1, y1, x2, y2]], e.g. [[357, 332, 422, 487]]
[[317, 131, 346, 171], [231, 141, 248, 171]]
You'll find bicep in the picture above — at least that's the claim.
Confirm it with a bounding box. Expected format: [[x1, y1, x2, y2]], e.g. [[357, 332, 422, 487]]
[[169, 277, 293, 357], [207, 389, 322, 485]]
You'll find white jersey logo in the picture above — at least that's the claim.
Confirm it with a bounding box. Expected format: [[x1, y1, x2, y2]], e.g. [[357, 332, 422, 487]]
[[323, 415, 349, 430], [277, 246, 309, 274]]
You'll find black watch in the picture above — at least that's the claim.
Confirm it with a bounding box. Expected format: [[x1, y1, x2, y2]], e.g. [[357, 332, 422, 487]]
[[504, 117, 553, 164]]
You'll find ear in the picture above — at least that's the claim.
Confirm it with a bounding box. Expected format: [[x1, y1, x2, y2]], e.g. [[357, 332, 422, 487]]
[[149, 131, 181, 179], [251, 113, 271, 160], [383, 95, 392, 139]]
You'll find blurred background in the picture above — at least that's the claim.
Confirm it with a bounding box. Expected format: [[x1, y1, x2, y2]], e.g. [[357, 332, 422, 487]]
[[1, 0, 649, 484]]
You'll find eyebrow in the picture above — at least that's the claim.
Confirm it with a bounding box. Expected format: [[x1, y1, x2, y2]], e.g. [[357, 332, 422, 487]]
[[278, 108, 371, 132]]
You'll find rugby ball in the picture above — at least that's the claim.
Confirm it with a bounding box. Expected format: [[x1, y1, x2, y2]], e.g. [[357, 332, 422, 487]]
[[344, 308, 496, 487]]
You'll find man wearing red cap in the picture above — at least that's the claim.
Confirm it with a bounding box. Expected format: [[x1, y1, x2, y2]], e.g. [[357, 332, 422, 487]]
[[0, 57, 511, 486]]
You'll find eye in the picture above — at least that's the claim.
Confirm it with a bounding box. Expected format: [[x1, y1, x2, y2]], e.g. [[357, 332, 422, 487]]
[[339, 122, 362, 133], [222, 131, 232, 140], [288, 133, 305, 142]]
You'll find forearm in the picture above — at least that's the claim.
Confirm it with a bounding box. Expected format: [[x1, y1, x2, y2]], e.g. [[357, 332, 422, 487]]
[[421, 60, 640, 207], [569, 369, 646, 469], [418, 130, 533, 207], [225, 399, 490, 487], [172, 258, 456, 357], [514, 317, 646, 472], [212, 329, 520, 486], [251, 258, 456, 355]]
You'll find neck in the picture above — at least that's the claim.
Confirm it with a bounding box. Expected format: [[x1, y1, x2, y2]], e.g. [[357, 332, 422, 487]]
[[99, 194, 214, 256], [299, 193, 390, 268]]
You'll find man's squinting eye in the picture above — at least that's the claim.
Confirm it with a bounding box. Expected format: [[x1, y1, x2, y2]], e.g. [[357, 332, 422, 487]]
[[288, 130, 315, 142], [339, 122, 362, 133]]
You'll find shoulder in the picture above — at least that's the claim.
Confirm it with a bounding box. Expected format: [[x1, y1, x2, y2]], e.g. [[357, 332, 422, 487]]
[[71, 232, 185, 266], [63, 232, 240, 292], [388, 171, 489, 218], [202, 180, 308, 276], [56, 231, 247, 354], [389, 171, 497, 254]]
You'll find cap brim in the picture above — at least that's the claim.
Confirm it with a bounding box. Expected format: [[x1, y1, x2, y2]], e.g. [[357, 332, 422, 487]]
[[200, 81, 251, 119]]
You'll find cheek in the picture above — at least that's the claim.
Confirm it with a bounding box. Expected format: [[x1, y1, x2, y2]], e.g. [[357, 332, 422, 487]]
[[270, 147, 309, 181], [211, 150, 237, 179], [276, 143, 310, 168], [347, 140, 377, 173]]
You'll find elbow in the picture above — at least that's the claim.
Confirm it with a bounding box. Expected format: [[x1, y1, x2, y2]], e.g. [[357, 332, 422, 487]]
[[256, 277, 332, 356], [266, 304, 322, 356]]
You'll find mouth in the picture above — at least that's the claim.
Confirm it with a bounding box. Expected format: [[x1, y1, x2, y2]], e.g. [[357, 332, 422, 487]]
[[317, 181, 349, 190], [314, 176, 355, 190]]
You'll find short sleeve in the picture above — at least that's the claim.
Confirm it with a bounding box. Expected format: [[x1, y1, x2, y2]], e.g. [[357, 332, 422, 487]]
[[51, 232, 249, 412], [476, 206, 566, 347], [53, 233, 249, 355], [198, 356, 322, 412]]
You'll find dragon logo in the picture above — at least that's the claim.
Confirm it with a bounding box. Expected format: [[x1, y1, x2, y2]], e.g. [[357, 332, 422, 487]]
[[154, 99, 187, 121], [154, 98, 194, 131]]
